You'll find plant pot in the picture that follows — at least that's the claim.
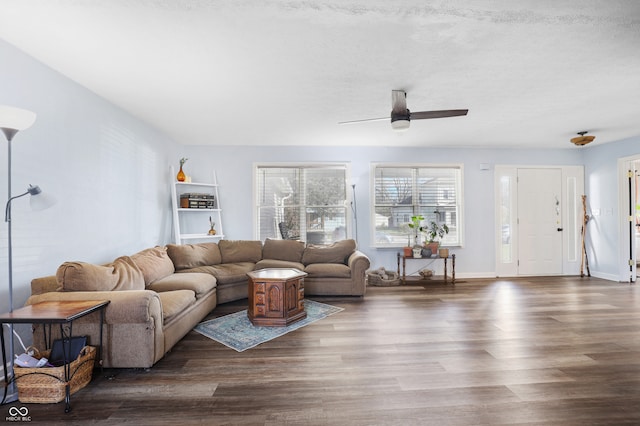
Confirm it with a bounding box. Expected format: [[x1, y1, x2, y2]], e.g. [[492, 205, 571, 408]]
[[438, 248, 449, 258], [412, 248, 422, 258], [403, 247, 413, 257], [425, 242, 439, 255]]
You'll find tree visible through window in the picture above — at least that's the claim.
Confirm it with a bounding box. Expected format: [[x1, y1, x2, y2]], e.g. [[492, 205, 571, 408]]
[[255, 165, 349, 243], [373, 164, 462, 247]]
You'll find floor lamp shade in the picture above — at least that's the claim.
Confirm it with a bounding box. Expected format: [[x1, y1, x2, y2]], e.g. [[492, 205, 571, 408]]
[[0, 105, 37, 133]]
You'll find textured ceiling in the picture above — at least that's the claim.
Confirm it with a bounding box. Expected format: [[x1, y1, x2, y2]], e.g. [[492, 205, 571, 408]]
[[1, 0, 639, 148]]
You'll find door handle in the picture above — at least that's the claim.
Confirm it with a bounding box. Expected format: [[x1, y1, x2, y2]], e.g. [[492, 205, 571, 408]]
[[557, 228, 563, 231]]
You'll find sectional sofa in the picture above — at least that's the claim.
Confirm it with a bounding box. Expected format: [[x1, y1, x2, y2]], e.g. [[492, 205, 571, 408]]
[[25, 239, 370, 368]]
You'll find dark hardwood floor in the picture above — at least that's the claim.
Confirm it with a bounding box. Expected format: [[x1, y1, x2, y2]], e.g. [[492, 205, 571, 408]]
[[9, 276, 640, 425]]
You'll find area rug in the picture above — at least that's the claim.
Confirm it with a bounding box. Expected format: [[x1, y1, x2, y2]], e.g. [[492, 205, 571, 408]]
[[194, 300, 344, 352]]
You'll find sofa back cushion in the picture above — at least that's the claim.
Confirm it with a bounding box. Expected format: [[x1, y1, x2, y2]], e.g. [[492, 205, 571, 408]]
[[301, 239, 356, 265], [218, 240, 263, 263], [131, 246, 175, 285], [56, 256, 145, 292], [262, 238, 305, 263], [166, 243, 222, 270]]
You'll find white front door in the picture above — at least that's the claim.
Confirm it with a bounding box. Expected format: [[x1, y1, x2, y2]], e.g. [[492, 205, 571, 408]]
[[517, 168, 563, 275]]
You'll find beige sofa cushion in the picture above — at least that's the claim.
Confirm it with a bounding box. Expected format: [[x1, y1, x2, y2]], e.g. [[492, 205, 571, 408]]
[[180, 263, 255, 285], [157, 290, 196, 323], [301, 239, 356, 265], [56, 256, 145, 292], [254, 259, 305, 271], [147, 272, 216, 299], [262, 239, 305, 262], [218, 240, 263, 263], [166, 243, 222, 270], [304, 263, 351, 278], [131, 246, 175, 285]]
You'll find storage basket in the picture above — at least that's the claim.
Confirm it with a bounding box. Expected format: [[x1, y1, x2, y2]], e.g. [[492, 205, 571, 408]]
[[367, 269, 400, 287], [14, 345, 96, 404]]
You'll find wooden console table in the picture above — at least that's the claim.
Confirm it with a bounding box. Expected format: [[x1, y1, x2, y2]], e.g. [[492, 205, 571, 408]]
[[247, 268, 307, 327], [0, 300, 109, 413], [397, 252, 456, 284]]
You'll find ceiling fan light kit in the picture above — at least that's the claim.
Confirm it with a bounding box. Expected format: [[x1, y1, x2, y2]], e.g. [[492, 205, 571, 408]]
[[391, 116, 410, 131], [570, 131, 595, 146]]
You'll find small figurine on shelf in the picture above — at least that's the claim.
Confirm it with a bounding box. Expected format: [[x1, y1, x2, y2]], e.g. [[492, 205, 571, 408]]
[[208, 216, 217, 235], [176, 157, 188, 182]]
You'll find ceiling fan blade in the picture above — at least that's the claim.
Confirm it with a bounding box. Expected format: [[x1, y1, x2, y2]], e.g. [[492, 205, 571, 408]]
[[410, 109, 469, 120], [338, 117, 389, 125]]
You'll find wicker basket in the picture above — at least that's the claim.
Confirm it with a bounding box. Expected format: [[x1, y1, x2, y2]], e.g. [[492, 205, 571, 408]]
[[367, 270, 400, 287], [14, 345, 96, 404]]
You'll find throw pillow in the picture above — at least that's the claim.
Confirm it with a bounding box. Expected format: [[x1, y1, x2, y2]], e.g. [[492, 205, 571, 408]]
[[131, 246, 175, 285], [262, 238, 305, 262], [56, 256, 145, 292], [218, 240, 263, 263], [166, 243, 222, 270], [301, 239, 356, 265]]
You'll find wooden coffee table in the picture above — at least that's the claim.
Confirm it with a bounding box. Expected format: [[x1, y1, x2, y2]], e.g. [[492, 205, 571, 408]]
[[247, 268, 307, 327]]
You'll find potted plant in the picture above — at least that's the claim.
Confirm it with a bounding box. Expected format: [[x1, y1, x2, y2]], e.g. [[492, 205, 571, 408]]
[[423, 221, 449, 255], [407, 215, 424, 247], [407, 215, 425, 257]]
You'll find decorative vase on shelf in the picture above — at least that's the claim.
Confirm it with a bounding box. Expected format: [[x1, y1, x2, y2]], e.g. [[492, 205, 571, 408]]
[[176, 166, 186, 182], [176, 157, 188, 182]]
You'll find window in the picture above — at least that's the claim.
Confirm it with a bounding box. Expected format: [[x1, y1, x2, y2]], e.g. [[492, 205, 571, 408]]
[[372, 164, 463, 247], [255, 164, 350, 243]]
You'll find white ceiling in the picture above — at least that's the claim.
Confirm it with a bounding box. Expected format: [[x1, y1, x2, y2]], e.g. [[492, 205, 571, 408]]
[[1, 0, 639, 148]]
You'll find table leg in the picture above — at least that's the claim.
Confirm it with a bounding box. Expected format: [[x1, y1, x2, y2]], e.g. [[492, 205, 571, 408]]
[[444, 257, 448, 284], [452, 254, 456, 284], [98, 308, 105, 373], [402, 256, 406, 282], [0, 324, 8, 405], [60, 323, 72, 413]]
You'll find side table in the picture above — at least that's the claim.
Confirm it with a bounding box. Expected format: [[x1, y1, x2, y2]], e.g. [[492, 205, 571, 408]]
[[397, 252, 456, 284], [247, 268, 307, 327], [0, 300, 110, 413]]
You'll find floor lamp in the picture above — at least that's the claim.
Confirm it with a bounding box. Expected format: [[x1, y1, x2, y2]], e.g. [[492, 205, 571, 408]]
[[0, 105, 54, 403]]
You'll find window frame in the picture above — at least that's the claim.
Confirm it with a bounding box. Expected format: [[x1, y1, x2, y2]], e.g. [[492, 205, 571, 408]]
[[370, 162, 464, 248], [253, 162, 352, 242]]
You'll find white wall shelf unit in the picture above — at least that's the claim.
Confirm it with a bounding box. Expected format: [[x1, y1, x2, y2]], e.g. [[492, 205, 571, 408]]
[[170, 166, 224, 244]]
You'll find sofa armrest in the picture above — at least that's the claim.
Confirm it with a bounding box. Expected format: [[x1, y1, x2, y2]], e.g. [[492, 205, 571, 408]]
[[347, 250, 370, 296], [25, 290, 163, 325], [348, 250, 370, 273]]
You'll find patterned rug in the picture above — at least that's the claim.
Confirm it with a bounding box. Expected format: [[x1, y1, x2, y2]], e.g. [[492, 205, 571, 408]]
[[194, 300, 344, 352]]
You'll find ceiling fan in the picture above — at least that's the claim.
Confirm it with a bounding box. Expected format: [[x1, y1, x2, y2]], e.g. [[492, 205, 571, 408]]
[[339, 90, 468, 131], [570, 131, 595, 146]]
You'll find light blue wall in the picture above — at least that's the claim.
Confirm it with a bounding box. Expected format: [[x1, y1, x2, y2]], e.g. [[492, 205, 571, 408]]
[[0, 39, 178, 315], [583, 136, 640, 280], [183, 145, 584, 276]]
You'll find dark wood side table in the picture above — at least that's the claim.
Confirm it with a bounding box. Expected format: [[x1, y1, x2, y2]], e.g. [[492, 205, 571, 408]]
[[397, 252, 456, 284], [247, 268, 307, 327], [0, 300, 110, 413]]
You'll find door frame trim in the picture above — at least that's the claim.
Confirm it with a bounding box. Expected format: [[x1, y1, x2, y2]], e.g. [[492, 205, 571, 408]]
[[617, 154, 639, 282]]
